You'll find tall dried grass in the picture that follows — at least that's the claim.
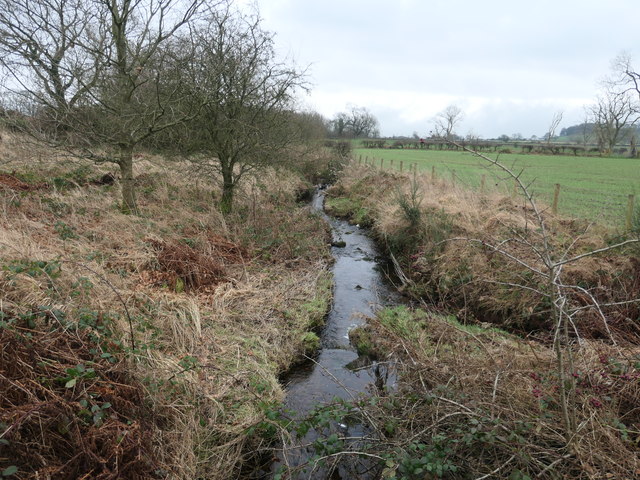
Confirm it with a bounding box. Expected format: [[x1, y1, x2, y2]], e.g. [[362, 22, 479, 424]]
[[0, 141, 333, 478], [331, 163, 640, 342], [327, 161, 640, 477], [353, 307, 640, 478]]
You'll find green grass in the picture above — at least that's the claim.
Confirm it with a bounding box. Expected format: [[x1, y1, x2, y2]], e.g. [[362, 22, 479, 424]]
[[354, 148, 640, 228]]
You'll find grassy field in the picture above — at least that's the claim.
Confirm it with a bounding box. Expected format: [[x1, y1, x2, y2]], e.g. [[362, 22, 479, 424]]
[[354, 147, 640, 229]]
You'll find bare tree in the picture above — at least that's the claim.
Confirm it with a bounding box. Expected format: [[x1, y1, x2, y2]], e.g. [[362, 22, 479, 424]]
[[433, 104, 463, 140], [580, 114, 593, 147], [588, 89, 638, 154], [612, 53, 640, 100], [170, 5, 307, 214], [611, 53, 640, 158], [0, 0, 101, 125], [0, 0, 211, 214], [545, 110, 563, 145]]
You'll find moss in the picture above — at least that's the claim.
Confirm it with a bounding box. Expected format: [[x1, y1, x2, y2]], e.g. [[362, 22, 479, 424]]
[[325, 197, 373, 227], [325, 196, 360, 218], [296, 271, 332, 330], [349, 325, 383, 359], [300, 331, 320, 355]]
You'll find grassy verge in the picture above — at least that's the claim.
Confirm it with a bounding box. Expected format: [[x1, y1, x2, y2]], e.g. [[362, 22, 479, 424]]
[[343, 306, 640, 478], [0, 134, 335, 479], [301, 160, 640, 477]]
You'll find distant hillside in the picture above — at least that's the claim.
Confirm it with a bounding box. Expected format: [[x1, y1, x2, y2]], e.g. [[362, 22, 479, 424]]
[[558, 122, 640, 144], [559, 123, 596, 137]]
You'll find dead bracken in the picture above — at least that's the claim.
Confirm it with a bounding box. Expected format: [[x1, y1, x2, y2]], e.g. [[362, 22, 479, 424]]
[[0, 321, 162, 479]]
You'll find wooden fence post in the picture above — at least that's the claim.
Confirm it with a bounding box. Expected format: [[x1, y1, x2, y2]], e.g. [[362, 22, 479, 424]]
[[431, 165, 436, 181], [626, 194, 636, 231], [380, 158, 384, 169], [480, 174, 486, 194], [513, 179, 519, 197], [358, 155, 362, 165], [552, 184, 561, 214], [390, 159, 394, 169], [400, 160, 403, 172], [451, 170, 456, 187]]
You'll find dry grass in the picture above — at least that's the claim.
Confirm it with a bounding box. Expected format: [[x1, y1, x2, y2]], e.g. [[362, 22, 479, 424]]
[[0, 137, 333, 478], [324, 161, 640, 478], [330, 163, 640, 342], [351, 307, 640, 478]]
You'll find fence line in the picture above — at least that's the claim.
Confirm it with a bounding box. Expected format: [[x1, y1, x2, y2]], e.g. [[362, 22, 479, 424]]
[[353, 154, 637, 230]]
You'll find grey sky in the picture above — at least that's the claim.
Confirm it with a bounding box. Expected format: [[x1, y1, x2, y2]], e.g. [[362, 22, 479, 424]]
[[247, 0, 640, 139]]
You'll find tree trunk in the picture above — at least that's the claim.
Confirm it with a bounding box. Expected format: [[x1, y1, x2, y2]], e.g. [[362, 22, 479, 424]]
[[118, 144, 139, 215], [219, 163, 234, 215]]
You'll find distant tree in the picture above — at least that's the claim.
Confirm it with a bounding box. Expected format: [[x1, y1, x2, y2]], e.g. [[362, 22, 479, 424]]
[[465, 131, 481, 142], [511, 133, 523, 141], [433, 104, 463, 140], [545, 111, 563, 145], [559, 120, 595, 145], [330, 106, 379, 138], [588, 89, 638, 154], [291, 111, 329, 142], [580, 117, 594, 146], [611, 53, 640, 157], [612, 53, 640, 100], [497, 134, 510, 142]]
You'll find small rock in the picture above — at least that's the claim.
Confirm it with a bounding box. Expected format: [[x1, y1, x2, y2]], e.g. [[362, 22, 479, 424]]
[[331, 240, 347, 248]]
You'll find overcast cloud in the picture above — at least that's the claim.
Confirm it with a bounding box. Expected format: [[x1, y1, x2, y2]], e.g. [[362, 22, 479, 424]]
[[244, 0, 640, 138]]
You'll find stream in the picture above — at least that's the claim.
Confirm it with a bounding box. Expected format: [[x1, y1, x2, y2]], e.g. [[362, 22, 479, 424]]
[[272, 188, 404, 479]]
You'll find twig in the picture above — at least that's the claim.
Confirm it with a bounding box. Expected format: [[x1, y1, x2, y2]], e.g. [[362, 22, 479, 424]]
[[474, 454, 516, 480]]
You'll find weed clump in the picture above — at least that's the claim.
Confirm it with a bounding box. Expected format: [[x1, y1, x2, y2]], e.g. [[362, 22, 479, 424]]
[[145, 238, 231, 292], [0, 322, 161, 479]]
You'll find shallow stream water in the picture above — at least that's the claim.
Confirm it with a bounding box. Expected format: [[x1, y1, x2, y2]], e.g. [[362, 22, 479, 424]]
[[272, 189, 403, 479]]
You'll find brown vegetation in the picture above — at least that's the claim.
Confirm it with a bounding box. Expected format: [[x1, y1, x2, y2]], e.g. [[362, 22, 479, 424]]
[[0, 141, 334, 479], [351, 307, 640, 478], [327, 163, 640, 343], [324, 161, 640, 478], [1, 324, 161, 479]]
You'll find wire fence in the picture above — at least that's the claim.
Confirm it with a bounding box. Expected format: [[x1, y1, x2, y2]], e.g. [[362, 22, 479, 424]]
[[353, 154, 638, 231]]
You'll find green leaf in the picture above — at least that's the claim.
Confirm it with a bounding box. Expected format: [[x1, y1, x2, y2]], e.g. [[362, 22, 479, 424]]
[[65, 378, 77, 388], [2, 466, 18, 476]]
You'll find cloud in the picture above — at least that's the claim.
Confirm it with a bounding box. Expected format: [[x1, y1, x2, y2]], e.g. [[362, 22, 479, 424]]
[[249, 0, 640, 138]]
